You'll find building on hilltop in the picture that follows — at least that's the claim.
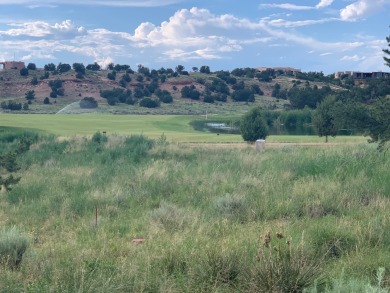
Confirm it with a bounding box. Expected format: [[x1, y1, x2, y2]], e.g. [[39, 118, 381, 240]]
[[334, 70, 390, 79], [256, 66, 301, 76], [0, 61, 25, 70]]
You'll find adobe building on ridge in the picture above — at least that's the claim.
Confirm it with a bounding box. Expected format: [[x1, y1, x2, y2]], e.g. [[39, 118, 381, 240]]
[[0, 61, 25, 70]]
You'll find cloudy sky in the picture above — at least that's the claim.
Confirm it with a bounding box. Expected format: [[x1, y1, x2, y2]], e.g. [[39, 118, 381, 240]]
[[0, 0, 389, 74]]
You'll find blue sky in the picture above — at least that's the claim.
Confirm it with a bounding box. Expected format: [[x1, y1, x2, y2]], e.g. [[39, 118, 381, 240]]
[[0, 0, 389, 74]]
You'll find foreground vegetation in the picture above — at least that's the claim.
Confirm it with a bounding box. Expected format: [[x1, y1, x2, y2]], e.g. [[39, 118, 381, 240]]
[[0, 128, 389, 292]]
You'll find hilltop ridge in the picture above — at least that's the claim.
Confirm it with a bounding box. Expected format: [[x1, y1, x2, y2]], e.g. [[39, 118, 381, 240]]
[[0, 65, 350, 115]]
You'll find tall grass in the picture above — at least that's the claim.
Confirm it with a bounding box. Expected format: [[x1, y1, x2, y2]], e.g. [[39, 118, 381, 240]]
[[1, 129, 390, 291]]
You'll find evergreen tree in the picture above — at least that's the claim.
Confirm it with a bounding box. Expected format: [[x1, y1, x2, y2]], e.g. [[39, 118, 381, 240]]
[[384, 27, 390, 67], [240, 107, 268, 142]]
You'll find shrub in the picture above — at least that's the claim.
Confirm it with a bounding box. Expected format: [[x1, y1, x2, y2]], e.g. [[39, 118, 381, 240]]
[[0, 227, 28, 269], [31, 76, 38, 85], [192, 246, 242, 289], [214, 194, 247, 222], [27, 63, 36, 70], [19, 68, 29, 76], [240, 107, 268, 142], [123, 135, 154, 162], [150, 202, 188, 231], [107, 71, 116, 81], [80, 97, 98, 109], [232, 88, 255, 102], [305, 268, 387, 293], [250, 231, 324, 292], [91, 131, 108, 144], [139, 97, 160, 108]]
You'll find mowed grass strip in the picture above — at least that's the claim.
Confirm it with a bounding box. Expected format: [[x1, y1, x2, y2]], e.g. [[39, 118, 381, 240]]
[[1, 113, 367, 143], [1, 114, 229, 142]]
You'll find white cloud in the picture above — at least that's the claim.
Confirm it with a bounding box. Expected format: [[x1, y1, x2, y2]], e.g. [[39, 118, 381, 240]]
[[0, 20, 85, 38], [267, 18, 337, 28], [258, 22, 364, 52], [340, 54, 366, 61], [340, 0, 390, 21], [0, 6, 387, 69], [316, 0, 333, 9], [0, 0, 183, 7], [259, 3, 313, 10], [128, 7, 263, 60], [260, 0, 333, 11]]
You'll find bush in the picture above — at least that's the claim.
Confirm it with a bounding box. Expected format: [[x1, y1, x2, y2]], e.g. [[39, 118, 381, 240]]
[[214, 194, 247, 221], [0, 227, 28, 269], [19, 68, 28, 76], [192, 246, 242, 289], [305, 268, 387, 293], [79, 97, 98, 109], [27, 63, 36, 70], [123, 135, 155, 162], [31, 76, 38, 85], [240, 107, 268, 142], [91, 131, 108, 144], [251, 231, 324, 292], [150, 202, 188, 231], [139, 97, 160, 108], [232, 89, 255, 102]]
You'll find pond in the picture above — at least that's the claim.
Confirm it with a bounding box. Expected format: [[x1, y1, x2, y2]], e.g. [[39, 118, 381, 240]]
[[192, 120, 358, 136]]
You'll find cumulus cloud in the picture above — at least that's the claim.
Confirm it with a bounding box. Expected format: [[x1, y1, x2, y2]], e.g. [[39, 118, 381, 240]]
[[128, 7, 260, 59], [316, 0, 333, 9], [0, 6, 386, 69], [340, 0, 390, 21], [0, 20, 85, 38]]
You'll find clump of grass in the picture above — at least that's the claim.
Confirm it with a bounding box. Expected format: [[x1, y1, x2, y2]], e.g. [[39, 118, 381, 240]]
[[214, 193, 248, 222], [190, 246, 242, 290], [310, 227, 357, 259], [305, 268, 387, 293], [250, 230, 324, 293], [0, 226, 29, 269], [91, 131, 108, 144], [150, 202, 188, 231]]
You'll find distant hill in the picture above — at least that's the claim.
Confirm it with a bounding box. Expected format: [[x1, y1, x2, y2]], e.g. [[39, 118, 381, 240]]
[[0, 66, 345, 115]]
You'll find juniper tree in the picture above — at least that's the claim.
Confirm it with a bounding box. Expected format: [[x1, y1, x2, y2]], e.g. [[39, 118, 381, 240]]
[[384, 27, 390, 67]]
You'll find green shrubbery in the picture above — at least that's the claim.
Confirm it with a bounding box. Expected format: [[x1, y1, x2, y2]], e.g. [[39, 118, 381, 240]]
[[0, 227, 28, 269], [1, 130, 390, 291]]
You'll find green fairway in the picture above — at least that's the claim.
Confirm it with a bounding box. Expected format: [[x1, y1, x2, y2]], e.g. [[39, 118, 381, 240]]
[[0, 113, 367, 143], [0, 114, 243, 142]]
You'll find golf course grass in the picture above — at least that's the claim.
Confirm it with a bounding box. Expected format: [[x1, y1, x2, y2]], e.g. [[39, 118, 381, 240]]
[[1, 113, 367, 144]]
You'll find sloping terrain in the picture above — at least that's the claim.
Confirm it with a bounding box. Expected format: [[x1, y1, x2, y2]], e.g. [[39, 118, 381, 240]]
[[0, 67, 337, 114]]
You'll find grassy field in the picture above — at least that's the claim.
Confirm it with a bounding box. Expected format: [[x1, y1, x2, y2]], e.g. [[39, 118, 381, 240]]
[[0, 113, 368, 144], [0, 129, 389, 292]]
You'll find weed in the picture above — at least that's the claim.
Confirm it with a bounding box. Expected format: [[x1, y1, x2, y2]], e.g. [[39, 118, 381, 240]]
[[150, 202, 188, 231], [305, 268, 388, 293], [0, 226, 28, 269], [251, 230, 324, 293], [214, 193, 248, 222]]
